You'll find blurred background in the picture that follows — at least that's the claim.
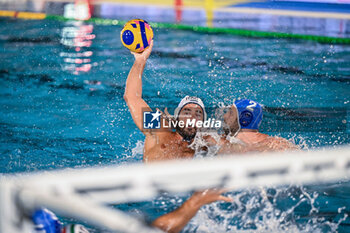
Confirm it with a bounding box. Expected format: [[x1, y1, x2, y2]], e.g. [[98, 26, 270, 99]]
[[0, 0, 350, 37]]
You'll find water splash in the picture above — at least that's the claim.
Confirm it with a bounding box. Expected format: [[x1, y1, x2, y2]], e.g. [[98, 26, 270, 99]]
[[183, 186, 348, 233], [288, 135, 309, 150], [132, 140, 144, 158]]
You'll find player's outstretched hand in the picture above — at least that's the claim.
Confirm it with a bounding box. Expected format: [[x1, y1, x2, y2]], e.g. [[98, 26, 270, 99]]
[[132, 40, 154, 62], [190, 189, 233, 207]]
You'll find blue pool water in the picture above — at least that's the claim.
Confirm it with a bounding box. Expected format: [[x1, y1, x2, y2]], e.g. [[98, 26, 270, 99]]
[[0, 18, 350, 232]]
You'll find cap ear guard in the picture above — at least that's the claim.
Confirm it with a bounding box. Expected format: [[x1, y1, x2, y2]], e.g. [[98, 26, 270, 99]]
[[239, 111, 253, 127]]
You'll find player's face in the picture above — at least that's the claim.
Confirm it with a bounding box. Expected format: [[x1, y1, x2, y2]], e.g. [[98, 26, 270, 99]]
[[223, 105, 240, 135], [178, 103, 204, 138]]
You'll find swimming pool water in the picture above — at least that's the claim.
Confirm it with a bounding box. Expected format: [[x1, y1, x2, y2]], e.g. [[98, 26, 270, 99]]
[[0, 18, 349, 232]]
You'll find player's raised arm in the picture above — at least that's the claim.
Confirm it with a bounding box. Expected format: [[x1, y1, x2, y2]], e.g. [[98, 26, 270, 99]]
[[124, 40, 154, 134]]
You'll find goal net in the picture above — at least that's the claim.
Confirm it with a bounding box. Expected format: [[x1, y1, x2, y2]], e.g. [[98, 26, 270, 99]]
[[1, 146, 349, 232]]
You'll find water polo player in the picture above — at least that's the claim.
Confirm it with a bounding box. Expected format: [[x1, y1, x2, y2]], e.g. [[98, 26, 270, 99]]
[[32, 208, 90, 233], [223, 99, 298, 152], [124, 40, 208, 162]]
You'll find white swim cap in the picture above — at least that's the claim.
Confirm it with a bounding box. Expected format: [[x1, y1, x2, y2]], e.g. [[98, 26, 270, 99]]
[[62, 224, 90, 233], [174, 96, 207, 120]]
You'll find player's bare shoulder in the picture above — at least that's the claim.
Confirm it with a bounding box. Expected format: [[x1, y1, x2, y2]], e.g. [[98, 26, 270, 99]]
[[265, 136, 299, 151]]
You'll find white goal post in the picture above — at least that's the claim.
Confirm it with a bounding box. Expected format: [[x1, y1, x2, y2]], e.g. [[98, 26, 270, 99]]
[[1, 146, 350, 233]]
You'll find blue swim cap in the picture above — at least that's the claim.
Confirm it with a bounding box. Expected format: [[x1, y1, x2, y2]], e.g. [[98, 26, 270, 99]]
[[32, 208, 62, 233], [234, 99, 263, 130]]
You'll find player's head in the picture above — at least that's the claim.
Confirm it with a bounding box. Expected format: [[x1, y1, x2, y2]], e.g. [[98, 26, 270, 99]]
[[234, 99, 263, 131], [174, 96, 207, 141]]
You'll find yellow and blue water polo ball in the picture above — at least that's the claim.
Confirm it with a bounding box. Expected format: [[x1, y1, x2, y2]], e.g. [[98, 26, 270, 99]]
[[120, 19, 153, 53]]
